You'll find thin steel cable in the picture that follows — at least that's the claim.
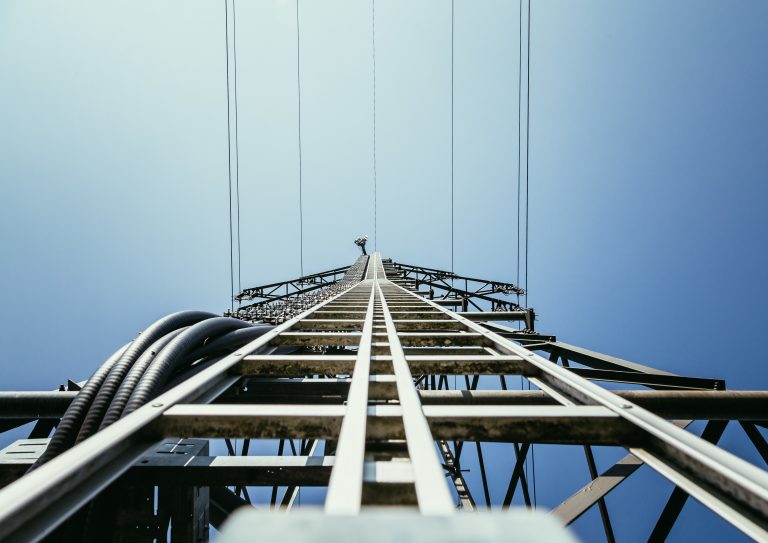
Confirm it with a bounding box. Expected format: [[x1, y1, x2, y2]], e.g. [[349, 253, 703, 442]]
[[524, 0, 531, 309], [372, 0, 377, 252], [525, 2, 535, 506], [233, 0, 242, 296], [296, 0, 304, 276], [516, 0, 522, 290], [224, 0, 234, 311], [451, 0, 454, 274]]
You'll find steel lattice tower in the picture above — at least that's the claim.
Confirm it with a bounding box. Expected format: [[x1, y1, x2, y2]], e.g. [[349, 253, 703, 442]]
[[0, 253, 767, 542]]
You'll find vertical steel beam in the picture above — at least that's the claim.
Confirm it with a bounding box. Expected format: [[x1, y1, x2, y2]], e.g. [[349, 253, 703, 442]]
[[376, 256, 455, 514], [648, 420, 728, 542], [325, 280, 376, 512], [583, 445, 615, 543], [741, 422, 768, 466], [437, 440, 476, 510]]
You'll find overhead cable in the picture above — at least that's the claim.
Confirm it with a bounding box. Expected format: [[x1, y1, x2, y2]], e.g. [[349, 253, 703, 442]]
[[233, 0, 242, 295], [524, 0, 531, 309], [372, 0, 378, 251], [224, 0, 235, 310], [296, 0, 304, 275], [451, 0, 455, 274]]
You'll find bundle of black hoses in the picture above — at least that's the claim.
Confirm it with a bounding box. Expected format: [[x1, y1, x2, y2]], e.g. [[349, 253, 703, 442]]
[[30, 310, 273, 470], [26, 310, 274, 539]]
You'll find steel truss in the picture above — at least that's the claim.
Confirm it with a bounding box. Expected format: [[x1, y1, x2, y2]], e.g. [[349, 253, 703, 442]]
[[227, 259, 366, 324], [228, 259, 533, 327], [0, 254, 767, 541], [390, 261, 529, 318]]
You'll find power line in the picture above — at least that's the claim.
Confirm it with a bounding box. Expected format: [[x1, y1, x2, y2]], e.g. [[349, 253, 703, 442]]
[[296, 0, 304, 275], [525, 0, 535, 508], [524, 0, 531, 309], [451, 0, 454, 274], [516, 0, 522, 291], [233, 0, 242, 295], [224, 0, 234, 311], [372, 0, 377, 252]]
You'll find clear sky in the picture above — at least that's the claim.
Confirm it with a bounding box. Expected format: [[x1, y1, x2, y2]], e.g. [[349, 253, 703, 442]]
[[1, 1, 767, 541]]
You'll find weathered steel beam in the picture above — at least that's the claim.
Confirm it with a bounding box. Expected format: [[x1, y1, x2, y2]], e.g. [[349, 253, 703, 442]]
[[0, 392, 77, 419], [418, 390, 768, 421], [2, 453, 333, 487], [154, 404, 638, 445], [565, 367, 725, 391], [4, 387, 762, 423], [157, 404, 344, 440], [457, 311, 528, 321], [375, 279, 457, 513], [325, 282, 376, 512], [551, 449, 646, 524], [437, 440, 476, 510], [237, 354, 530, 377], [537, 341, 677, 376], [648, 420, 728, 541]]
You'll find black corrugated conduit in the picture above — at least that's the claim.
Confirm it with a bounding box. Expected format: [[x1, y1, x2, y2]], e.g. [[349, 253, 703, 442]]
[[32, 309, 277, 536], [97, 327, 188, 432], [186, 326, 273, 360], [160, 326, 274, 392], [75, 311, 216, 443], [29, 343, 130, 470], [122, 317, 253, 416]]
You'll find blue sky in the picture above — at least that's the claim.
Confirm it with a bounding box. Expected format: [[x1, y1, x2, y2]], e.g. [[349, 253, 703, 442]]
[[1, 1, 767, 541]]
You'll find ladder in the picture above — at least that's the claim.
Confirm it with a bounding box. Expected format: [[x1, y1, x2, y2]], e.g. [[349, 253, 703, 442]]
[[1, 253, 768, 541]]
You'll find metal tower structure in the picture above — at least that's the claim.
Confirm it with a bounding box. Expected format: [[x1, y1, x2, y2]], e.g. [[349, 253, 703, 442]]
[[0, 253, 767, 541]]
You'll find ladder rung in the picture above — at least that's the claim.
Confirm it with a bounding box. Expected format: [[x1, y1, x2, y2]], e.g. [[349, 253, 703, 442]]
[[294, 319, 365, 330], [273, 332, 363, 346], [239, 355, 356, 376], [392, 320, 466, 331], [363, 460, 414, 484], [396, 332, 492, 347], [407, 354, 532, 375], [151, 403, 637, 445]]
